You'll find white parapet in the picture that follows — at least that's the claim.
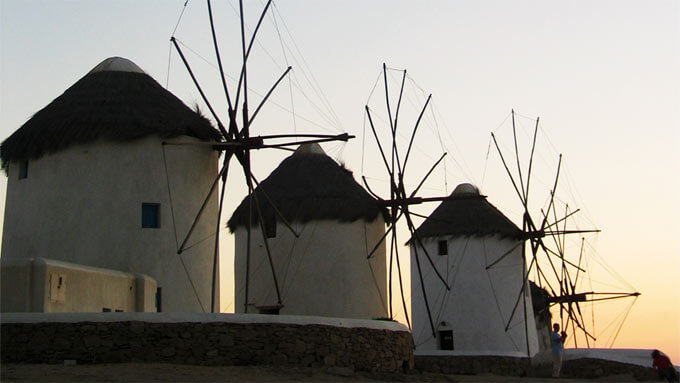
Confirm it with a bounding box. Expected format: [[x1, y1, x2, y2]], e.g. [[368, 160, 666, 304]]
[[0, 312, 410, 332], [0, 257, 157, 313]]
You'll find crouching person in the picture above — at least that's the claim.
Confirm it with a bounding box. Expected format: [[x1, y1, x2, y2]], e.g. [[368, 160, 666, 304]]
[[652, 350, 678, 382]]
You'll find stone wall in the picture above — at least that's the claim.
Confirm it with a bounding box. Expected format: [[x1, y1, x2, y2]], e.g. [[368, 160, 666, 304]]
[[1, 314, 413, 373]]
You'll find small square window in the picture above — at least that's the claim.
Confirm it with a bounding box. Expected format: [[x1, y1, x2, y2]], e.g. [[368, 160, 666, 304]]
[[258, 306, 280, 315], [103, 308, 112, 312], [438, 240, 448, 256], [18, 160, 28, 180], [142, 203, 160, 228], [156, 287, 162, 312]]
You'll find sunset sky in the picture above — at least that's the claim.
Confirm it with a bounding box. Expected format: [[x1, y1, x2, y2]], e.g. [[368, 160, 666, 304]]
[[1, 1, 678, 362]]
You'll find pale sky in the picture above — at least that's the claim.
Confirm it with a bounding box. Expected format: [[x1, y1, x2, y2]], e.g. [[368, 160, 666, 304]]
[[1, 0, 678, 362]]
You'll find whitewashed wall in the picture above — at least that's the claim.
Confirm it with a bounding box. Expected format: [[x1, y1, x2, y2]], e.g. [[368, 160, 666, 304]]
[[1, 135, 218, 312], [410, 235, 539, 356], [0, 257, 156, 313], [233, 218, 387, 320]]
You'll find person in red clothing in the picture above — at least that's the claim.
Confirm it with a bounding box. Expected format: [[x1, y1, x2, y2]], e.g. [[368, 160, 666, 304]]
[[652, 349, 678, 382]]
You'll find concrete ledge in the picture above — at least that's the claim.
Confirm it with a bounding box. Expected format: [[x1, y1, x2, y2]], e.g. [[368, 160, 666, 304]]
[[415, 353, 659, 380], [415, 349, 529, 358], [564, 348, 656, 368], [1, 314, 413, 372], [558, 357, 657, 381]]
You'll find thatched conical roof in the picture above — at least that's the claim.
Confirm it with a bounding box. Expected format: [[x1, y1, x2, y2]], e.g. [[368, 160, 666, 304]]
[[1, 57, 220, 168], [227, 143, 386, 231], [412, 183, 521, 240]]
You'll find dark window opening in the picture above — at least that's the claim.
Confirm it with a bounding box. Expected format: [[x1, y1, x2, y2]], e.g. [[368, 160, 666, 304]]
[[438, 240, 448, 256], [142, 203, 160, 228], [439, 330, 454, 350], [115, 309, 123, 312], [257, 306, 280, 315], [103, 308, 112, 312], [156, 287, 162, 312], [18, 160, 28, 180], [264, 210, 276, 238]]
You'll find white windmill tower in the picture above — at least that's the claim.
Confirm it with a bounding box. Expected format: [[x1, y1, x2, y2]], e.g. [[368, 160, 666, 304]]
[[1, 57, 221, 312], [228, 143, 388, 319], [409, 183, 540, 355]]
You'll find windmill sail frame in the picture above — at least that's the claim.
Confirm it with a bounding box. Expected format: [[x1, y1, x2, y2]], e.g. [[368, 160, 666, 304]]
[[169, 0, 354, 313]]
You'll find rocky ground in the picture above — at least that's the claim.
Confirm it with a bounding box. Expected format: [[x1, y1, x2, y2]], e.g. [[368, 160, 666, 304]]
[[0, 363, 648, 382]]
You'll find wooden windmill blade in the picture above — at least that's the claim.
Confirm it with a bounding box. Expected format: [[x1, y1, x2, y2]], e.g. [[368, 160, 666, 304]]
[[168, 0, 355, 313], [490, 110, 639, 349], [489, 113, 544, 355], [390, 218, 411, 329], [362, 64, 454, 338]]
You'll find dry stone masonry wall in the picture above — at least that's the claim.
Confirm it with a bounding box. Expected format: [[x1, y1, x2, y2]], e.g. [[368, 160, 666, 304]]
[[1, 318, 413, 373]]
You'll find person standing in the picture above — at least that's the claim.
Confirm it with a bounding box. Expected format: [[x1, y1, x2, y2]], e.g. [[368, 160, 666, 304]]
[[652, 349, 678, 382], [551, 323, 567, 378]]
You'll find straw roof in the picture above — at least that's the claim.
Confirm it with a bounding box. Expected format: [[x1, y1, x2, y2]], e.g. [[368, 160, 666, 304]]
[[412, 183, 521, 240], [1, 57, 219, 168], [227, 143, 386, 231]]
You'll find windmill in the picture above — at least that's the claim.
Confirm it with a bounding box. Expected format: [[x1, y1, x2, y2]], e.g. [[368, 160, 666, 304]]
[[166, 0, 354, 313], [361, 63, 454, 337], [488, 110, 640, 348]]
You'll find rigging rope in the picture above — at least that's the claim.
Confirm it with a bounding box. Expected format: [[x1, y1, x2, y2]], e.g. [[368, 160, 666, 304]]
[[482, 238, 521, 350], [430, 238, 463, 327], [405, 73, 474, 185], [361, 109, 367, 176], [181, 225, 228, 253], [223, 0, 339, 131], [279, 223, 303, 298], [268, 7, 298, 138], [280, 221, 319, 300], [171, 35, 338, 134], [428, 99, 448, 193], [166, 42, 174, 89], [587, 251, 596, 344], [177, 251, 207, 313], [162, 145, 180, 250], [270, 2, 344, 131], [161, 143, 207, 313], [583, 239, 636, 292], [363, 222, 389, 316], [171, 0, 190, 37], [167, 0, 190, 88], [480, 136, 493, 190], [228, 231, 274, 312], [360, 67, 384, 178]]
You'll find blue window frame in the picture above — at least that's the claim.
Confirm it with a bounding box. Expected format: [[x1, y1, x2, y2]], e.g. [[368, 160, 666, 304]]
[[142, 203, 160, 228]]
